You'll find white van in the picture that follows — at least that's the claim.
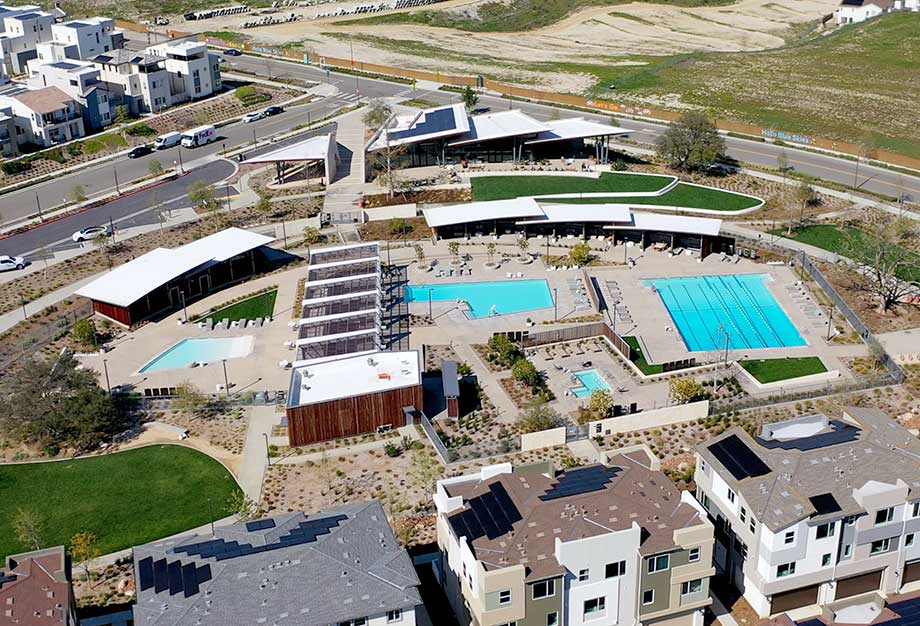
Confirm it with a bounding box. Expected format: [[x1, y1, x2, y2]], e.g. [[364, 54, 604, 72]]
[[153, 131, 182, 150], [180, 125, 217, 148]]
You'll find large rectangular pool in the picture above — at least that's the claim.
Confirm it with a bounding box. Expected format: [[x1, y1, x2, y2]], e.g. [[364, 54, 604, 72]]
[[405, 279, 554, 319], [140, 336, 254, 373], [645, 274, 805, 352]]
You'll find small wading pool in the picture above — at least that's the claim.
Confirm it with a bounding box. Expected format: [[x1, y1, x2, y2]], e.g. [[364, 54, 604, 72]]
[[140, 336, 254, 373], [405, 279, 554, 319], [571, 369, 611, 398]]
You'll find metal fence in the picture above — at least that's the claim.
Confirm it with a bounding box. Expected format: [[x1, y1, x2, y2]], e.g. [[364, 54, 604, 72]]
[[0, 301, 93, 371], [711, 373, 895, 414], [797, 251, 905, 384]]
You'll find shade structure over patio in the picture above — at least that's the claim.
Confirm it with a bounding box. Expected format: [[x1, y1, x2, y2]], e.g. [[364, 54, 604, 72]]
[[246, 130, 339, 185]]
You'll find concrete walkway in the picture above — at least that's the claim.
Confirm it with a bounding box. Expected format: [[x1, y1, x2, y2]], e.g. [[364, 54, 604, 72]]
[[238, 405, 280, 501], [275, 425, 419, 465], [711, 595, 744, 626], [322, 108, 369, 217]]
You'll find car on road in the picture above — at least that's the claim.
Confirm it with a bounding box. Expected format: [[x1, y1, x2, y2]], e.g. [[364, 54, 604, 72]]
[[0, 254, 27, 271], [262, 105, 284, 117], [242, 110, 266, 123], [127, 144, 153, 158], [224, 48, 242, 56], [72, 225, 111, 243]]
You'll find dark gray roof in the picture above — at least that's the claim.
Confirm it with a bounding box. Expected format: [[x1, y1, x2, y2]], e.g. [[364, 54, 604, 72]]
[[132, 501, 421, 626], [442, 360, 459, 398], [699, 407, 920, 531], [92, 49, 164, 66]]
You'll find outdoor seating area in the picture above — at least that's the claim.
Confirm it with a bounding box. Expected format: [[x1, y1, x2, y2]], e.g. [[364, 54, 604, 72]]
[[197, 317, 270, 330], [566, 276, 592, 312]]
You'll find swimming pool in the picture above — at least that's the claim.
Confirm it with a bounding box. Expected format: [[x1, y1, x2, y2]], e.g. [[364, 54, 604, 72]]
[[572, 369, 611, 398], [140, 337, 254, 373], [645, 274, 805, 352], [405, 279, 554, 319]]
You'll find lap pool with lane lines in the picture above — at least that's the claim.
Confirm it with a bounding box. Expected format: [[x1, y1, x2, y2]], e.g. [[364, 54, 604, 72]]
[[405, 279, 554, 319], [645, 274, 805, 352]]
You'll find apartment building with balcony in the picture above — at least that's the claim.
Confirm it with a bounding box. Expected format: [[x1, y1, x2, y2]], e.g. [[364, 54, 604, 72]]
[[92, 49, 170, 114], [145, 39, 221, 103], [0, 85, 83, 146], [434, 449, 715, 626], [28, 59, 111, 129], [35, 17, 123, 65], [694, 407, 920, 618], [0, 9, 54, 75]]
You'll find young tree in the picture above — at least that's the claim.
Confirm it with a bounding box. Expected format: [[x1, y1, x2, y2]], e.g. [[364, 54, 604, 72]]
[[511, 358, 540, 388], [363, 99, 406, 198], [254, 190, 273, 215], [70, 531, 101, 584], [517, 237, 530, 259], [70, 318, 98, 350], [461, 86, 479, 113], [486, 242, 496, 265], [776, 149, 792, 183], [516, 399, 559, 433], [187, 180, 220, 212], [842, 216, 920, 312], [13, 507, 43, 551], [447, 241, 460, 262], [302, 226, 323, 255], [413, 243, 426, 267], [362, 98, 392, 130], [569, 241, 592, 266], [795, 178, 818, 228], [487, 334, 520, 367], [409, 448, 442, 497], [69, 184, 87, 204], [588, 389, 613, 420], [389, 217, 413, 241], [112, 104, 131, 125], [655, 112, 726, 172], [668, 378, 707, 404], [172, 382, 209, 417], [148, 159, 164, 177]]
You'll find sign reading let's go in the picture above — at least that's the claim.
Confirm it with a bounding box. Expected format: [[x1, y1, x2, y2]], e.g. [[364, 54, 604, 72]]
[[762, 129, 813, 145]]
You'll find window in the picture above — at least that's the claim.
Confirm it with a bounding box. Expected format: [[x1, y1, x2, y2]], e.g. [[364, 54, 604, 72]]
[[578, 569, 589, 582], [533, 579, 556, 600], [749, 519, 756, 534], [784, 531, 795, 545], [648, 554, 670, 574], [875, 508, 894, 525], [822, 553, 832, 567], [843, 544, 852, 558], [605, 561, 626, 578], [499, 590, 511, 605], [740, 507, 747, 523], [688, 547, 701, 563], [844, 515, 857, 526], [776, 562, 796, 578], [739, 542, 749, 559], [681, 579, 703, 595], [908, 534, 916, 547], [547, 613, 559, 626], [387, 610, 403, 623], [584, 597, 606, 615], [727, 489, 736, 503], [340, 620, 367, 626], [642, 590, 655, 605], [700, 459, 707, 472], [913, 502, 920, 518], [816, 523, 835, 539], [700, 493, 711, 511], [870, 538, 891, 555]]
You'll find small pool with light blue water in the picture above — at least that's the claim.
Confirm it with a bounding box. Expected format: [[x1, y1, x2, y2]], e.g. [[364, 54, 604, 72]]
[[405, 279, 554, 319], [140, 337, 254, 373], [571, 369, 611, 398]]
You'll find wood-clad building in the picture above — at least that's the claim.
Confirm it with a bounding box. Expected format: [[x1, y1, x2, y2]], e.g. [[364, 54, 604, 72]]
[[286, 351, 422, 446]]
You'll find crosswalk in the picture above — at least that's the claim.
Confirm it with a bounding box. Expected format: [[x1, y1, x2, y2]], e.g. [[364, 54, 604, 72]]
[[336, 92, 364, 105]]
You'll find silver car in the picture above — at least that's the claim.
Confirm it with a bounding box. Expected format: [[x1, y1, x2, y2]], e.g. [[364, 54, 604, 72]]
[[0, 254, 27, 271]]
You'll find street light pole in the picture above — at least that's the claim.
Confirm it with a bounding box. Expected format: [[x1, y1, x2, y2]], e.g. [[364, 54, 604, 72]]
[[428, 288, 433, 321], [35, 194, 43, 222], [263, 432, 271, 467], [222, 359, 230, 398], [207, 496, 215, 536], [114, 167, 120, 195], [553, 288, 558, 322], [103, 358, 111, 394], [179, 290, 188, 323], [177, 146, 184, 174], [225, 182, 232, 212], [826, 306, 834, 341]]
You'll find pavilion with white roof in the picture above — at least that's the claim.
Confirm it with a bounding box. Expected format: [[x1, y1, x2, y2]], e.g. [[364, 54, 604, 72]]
[[246, 128, 339, 186]]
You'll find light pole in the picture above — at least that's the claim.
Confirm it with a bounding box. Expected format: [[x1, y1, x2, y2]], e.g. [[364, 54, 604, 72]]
[[225, 182, 232, 212], [179, 290, 188, 323], [222, 359, 230, 398], [177, 146, 184, 174], [826, 306, 834, 341], [723, 331, 731, 365], [207, 496, 215, 536], [252, 128, 257, 147], [35, 194, 43, 222], [612, 298, 621, 334], [103, 358, 111, 394], [263, 432, 271, 467], [428, 288, 433, 321], [114, 167, 120, 195], [553, 288, 558, 322]]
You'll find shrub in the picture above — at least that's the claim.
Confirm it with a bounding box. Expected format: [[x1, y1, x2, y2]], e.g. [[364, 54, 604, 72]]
[[1, 160, 31, 175], [516, 400, 559, 433], [384, 442, 401, 457], [234, 85, 270, 106], [569, 242, 592, 266], [511, 358, 540, 388], [125, 123, 156, 137]]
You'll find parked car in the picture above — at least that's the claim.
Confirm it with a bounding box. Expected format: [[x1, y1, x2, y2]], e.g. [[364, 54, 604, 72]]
[[127, 144, 153, 158], [263, 105, 284, 117], [72, 225, 111, 242], [224, 48, 242, 56], [0, 254, 26, 271], [242, 110, 265, 123]]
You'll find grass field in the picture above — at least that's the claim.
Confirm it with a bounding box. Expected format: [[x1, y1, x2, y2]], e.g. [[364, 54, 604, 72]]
[[199, 289, 278, 323], [548, 183, 761, 211], [472, 172, 672, 201], [0, 446, 239, 560], [740, 356, 827, 383], [623, 336, 662, 375], [772, 225, 920, 282]]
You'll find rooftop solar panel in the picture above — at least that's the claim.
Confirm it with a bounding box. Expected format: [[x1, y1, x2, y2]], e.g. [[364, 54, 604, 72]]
[[245, 519, 276, 532], [388, 107, 458, 142], [167, 561, 183, 595], [755, 420, 860, 451], [708, 435, 771, 481], [181, 562, 199, 598], [137, 557, 155, 591], [153, 558, 168, 593], [540, 465, 619, 501], [489, 483, 522, 525]]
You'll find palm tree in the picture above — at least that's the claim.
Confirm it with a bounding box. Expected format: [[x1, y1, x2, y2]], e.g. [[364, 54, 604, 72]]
[[486, 242, 496, 265], [518, 237, 530, 259]]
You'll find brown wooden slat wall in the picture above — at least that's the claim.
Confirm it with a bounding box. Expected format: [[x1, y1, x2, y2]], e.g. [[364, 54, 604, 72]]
[[286, 384, 423, 445], [447, 397, 459, 418], [93, 300, 131, 326], [521, 322, 632, 360]]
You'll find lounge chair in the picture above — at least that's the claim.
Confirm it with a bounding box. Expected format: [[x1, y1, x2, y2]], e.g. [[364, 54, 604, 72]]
[[221, 318, 230, 329], [205, 318, 214, 330], [516, 272, 524, 278], [506, 272, 514, 278]]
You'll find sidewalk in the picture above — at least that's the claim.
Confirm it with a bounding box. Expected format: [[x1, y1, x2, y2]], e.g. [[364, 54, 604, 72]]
[[237, 405, 280, 501], [275, 425, 419, 465], [323, 108, 368, 216]]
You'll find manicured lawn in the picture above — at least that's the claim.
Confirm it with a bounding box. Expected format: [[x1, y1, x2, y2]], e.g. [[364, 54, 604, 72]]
[[0, 445, 239, 560], [199, 289, 278, 323], [471, 172, 672, 201], [622, 336, 663, 375], [740, 357, 827, 384], [548, 182, 761, 211]]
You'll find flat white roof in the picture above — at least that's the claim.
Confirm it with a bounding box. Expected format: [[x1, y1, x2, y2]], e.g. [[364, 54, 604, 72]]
[[247, 133, 333, 164], [448, 110, 548, 147], [75, 228, 274, 307], [289, 350, 421, 407], [526, 117, 632, 144], [517, 203, 632, 224], [609, 211, 722, 237], [368, 103, 469, 151], [423, 198, 544, 228]]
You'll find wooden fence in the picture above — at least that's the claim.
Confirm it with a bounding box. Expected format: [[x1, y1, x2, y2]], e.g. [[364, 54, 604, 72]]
[[519, 321, 633, 360]]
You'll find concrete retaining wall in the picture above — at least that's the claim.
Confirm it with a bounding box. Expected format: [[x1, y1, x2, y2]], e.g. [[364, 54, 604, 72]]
[[588, 400, 709, 437], [735, 364, 840, 391], [520, 426, 567, 452]]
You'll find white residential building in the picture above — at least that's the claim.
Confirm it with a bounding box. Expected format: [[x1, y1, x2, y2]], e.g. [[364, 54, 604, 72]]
[[0, 10, 53, 75], [0, 85, 84, 146], [694, 408, 920, 618], [92, 49, 170, 115], [35, 17, 123, 66], [28, 59, 111, 129], [144, 39, 221, 103], [835, 0, 917, 23]]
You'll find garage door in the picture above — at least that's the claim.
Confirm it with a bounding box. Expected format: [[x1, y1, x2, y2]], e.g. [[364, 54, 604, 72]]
[[836, 570, 883, 599], [905, 561, 920, 584], [772, 585, 819, 613]]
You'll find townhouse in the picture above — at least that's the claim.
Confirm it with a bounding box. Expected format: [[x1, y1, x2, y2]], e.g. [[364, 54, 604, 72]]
[[0, 9, 54, 75], [0, 546, 79, 625], [28, 59, 111, 129], [0, 84, 83, 146], [92, 49, 171, 114], [835, 0, 918, 23], [435, 449, 715, 626], [145, 39, 221, 103], [35, 17, 123, 65], [694, 408, 920, 618]]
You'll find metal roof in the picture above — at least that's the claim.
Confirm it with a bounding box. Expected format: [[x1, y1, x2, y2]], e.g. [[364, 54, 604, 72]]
[[448, 110, 548, 147], [246, 133, 333, 164], [423, 198, 544, 228], [526, 117, 631, 144]]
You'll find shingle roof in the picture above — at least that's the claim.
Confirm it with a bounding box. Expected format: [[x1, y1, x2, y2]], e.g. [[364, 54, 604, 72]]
[[11, 86, 73, 114], [699, 407, 920, 531], [132, 501, 421, 626], [0, 546, 73, 626]]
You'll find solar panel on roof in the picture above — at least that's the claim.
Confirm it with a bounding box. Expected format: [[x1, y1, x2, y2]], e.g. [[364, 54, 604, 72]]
[[153, 558, 169, 593], [138, 557, 155, 591], [540, 465, 619, 501], [245, 519, 276, 532], [708, 435, 771, 481], [167, 561, 183, 595], [489, 483, 522, 525], [387, 107, 459, 142]]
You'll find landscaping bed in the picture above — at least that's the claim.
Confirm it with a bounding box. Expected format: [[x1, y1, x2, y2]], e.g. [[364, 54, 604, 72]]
[[357, 216, 432, 241], [0, 445, 239, 560], [740, 357, 827, 384], [363, 187, 470, 207]]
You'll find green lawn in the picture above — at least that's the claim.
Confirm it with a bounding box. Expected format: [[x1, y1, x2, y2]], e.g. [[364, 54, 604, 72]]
[[547, 182, 761, 211], [0, 445, 240, 560], [740, 357, 827, 384], [472, 172, 672, 202], [772, 225, 920, 283], [622, 336, 662, 375], [198, 289, 278, 323]]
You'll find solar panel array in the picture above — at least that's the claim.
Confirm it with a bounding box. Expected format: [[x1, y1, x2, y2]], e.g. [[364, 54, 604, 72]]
[[539, 465, 620, 501], [755, 420, 860, 451], [137, 556, 212, 598], [245, 519, 276, 532], [448, 483, 522, 542], [388, 108, 458, 142], [708, 435, 771, 481]]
